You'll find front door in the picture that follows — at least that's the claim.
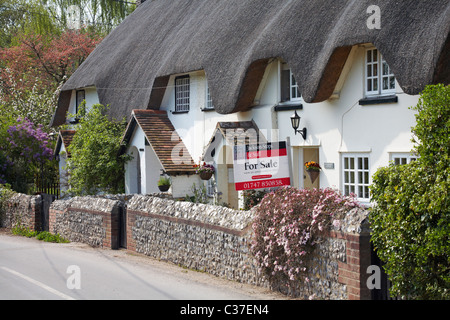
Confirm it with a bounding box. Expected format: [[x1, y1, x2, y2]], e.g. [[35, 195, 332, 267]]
[[303, 147, 320, 189]]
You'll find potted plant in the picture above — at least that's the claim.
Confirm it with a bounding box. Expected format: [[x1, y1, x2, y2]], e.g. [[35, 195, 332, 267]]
[[304, 161, 321, 184], [194, 162, 215, 180], [157, 176, 171, 192]]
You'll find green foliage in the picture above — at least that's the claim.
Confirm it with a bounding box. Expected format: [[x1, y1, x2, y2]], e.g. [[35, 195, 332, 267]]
[[157, 176, 171, 187], [185, 183, 209, 204], [242, 189, 269, 210], [251, 187, 359, 286], [0, 184, 15, 224], [12, 225, 69, 243], [66, 104, 131, 195], [370, 84, 450, 300]]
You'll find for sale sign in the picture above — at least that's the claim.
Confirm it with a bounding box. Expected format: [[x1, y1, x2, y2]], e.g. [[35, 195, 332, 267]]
[[233, 141, 291, 191]]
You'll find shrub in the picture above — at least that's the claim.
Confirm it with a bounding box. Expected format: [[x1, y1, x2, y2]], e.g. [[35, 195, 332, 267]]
[[370, 84, 450, 299], [66, 104, 131, 195], [0, 184, 15, 226], [242, 189, 269, 210], [11, 225, 69, 243], [250, 187, 359, 286]]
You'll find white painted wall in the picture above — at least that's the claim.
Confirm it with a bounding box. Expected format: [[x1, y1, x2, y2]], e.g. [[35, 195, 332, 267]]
[[124, 124, 164, 194], [160, 44, 419, 205], [69, 44, 419, 205], [66, 87, 100, 125]]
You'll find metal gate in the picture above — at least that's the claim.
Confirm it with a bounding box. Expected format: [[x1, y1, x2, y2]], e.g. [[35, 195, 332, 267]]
[[370, 243, 396, 300], [39, 194, 55, 232]]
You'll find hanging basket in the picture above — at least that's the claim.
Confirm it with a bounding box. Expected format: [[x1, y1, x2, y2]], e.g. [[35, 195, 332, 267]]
[[306, 170, 320, 184], [158, 185, 170, 192], [199, 171, 213, 180]]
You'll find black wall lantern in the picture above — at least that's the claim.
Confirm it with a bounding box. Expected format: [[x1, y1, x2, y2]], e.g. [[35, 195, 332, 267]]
[[290, 110, 307, 140]]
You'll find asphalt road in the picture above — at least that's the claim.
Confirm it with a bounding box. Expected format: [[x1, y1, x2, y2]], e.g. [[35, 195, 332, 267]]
[[0, 231, 287, 301]]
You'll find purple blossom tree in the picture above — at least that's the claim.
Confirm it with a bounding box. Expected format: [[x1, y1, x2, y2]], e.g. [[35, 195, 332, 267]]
[[1, 117, 54, 193]]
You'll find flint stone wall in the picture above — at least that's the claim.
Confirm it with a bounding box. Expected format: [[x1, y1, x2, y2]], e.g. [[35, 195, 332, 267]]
[[127, 195, 265, 286], [1, 193, 41, 231], [42, 193, 370, 299], [49, 196, 122, 248]]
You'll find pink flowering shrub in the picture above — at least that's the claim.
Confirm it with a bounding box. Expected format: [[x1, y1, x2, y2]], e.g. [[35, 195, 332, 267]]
[[250, 187, 359, 285]]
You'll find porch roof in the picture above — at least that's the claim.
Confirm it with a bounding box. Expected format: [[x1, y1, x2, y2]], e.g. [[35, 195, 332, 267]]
[[120, 110, 196, 175], [203, 121, 267, 162], [54, 130, 77, 158]]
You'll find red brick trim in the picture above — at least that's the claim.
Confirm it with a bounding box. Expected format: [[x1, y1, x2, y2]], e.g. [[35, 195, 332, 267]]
[[332, 230, 372, 300]]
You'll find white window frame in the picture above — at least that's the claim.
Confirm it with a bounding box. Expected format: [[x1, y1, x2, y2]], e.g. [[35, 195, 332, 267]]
[[289, 69, 302, 101], [205, 81, 214, 110], [75, 89, 85, 114], [175, 75, 190, 112], [365, 48, 396, 97], [342, 154, 371, 201], [390, 153, 418, 165]]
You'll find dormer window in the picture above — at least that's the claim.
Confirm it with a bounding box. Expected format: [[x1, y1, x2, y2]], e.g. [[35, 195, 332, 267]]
[[290, 70, 301, 101], [175, 75, 190, 112], [280, 64, 302, 103], [205, 82, 214, 110], [75, 90, 85, 115], [365, 48, 396, 96]]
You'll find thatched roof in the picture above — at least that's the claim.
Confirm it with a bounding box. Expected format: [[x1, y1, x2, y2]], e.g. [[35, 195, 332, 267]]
[[51, 0, 450, 127]]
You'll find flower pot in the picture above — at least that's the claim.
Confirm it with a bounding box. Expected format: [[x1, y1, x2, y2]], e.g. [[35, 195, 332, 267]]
[[158, 185, 170, 192], [200, 171, 213, 180], [306, 170, 320, 184]]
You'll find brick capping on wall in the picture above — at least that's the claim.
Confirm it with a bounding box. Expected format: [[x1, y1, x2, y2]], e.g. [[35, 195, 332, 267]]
[[330, 230, 372, 300], [49, 196, 122, 249]]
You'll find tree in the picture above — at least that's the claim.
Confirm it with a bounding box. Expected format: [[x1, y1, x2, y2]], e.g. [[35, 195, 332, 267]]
[[66, 104, 130, 195], [0, 116, 55, 193], [0, 0, 136, 47], [0, 29, 101, 129], [370, 84, 450, 299]]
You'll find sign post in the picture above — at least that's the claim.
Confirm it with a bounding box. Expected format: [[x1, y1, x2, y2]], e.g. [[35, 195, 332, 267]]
[[233, 141, 291, 191]]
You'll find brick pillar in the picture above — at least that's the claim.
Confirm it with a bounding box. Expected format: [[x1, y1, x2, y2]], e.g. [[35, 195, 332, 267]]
[[334, 231, 372, 300], [126, 210, 136, 252], [104, 204, 120, 250]]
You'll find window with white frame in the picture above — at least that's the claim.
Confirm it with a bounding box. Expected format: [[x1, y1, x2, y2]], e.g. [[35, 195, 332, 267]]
[[342, 154, 370, 200], [205, 81, 214, 110], [391, 153, 418, 165], [75, 89, 85, 114], [280, 64, 302, 102], [175, 75, 190, 112], [290, 69, 301, 101], [365, 48, 396, 96]]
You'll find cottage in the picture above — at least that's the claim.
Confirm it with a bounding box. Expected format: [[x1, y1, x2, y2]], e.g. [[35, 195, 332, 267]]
[[51, 0, 450, 207]]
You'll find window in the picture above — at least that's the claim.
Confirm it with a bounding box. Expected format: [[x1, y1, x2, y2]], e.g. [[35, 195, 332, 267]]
[[205, 82, 214, 110], [342, 154, 370, 200], [290, 70, 301, 101], [280, 65, 302, 102], [75, 90, 85, 114], [365, 48, 396, 96], [391, 153, 417, 165], [175, 75, 190, 112]]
